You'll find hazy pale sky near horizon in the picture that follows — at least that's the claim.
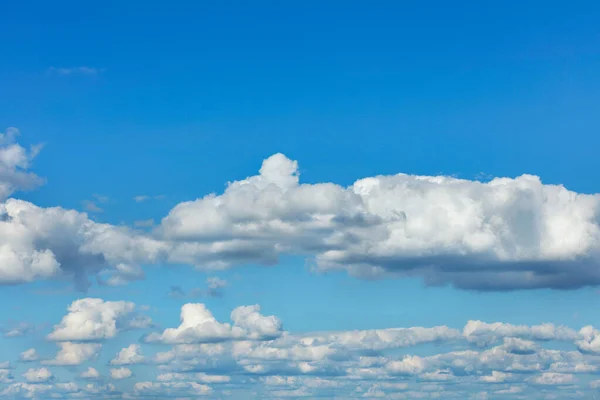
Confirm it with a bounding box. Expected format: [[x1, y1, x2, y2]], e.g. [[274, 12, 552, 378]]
[[1, 1, 600, 399]]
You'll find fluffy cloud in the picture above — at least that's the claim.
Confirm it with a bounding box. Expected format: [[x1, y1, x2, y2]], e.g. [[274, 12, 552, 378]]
[[109, 367, 132, 380], [145, 303, 282, 344], [22, 367, 53, 383], [110, 344, 145, 365], [133, 381, 212, 397], [156, 153, 600, 291], [2, 132, 600, 291], [0, 198, 164, 289], [463, 320, 577, 346], [3, 300, 600, 398], [19, 348, 38, 362], [0, 128, 43, 201], [80, 367, 101, 380], [527, 372, 576, 386], [43, 342, 101, 366], [47, 298, 150, 341]]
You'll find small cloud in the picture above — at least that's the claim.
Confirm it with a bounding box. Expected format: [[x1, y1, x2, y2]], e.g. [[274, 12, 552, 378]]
[[47, 66, 103, 76], [133, 195, 165, 203], [82, 194, 110, 213], [207, 277, 227, 290], [82, 200, 103, 213], [2, 322, 36, 338], [167, 286, 186, 299], [169, 278, 228, 299], [134, 219, 154, 228], [93, 194, 110, 203]]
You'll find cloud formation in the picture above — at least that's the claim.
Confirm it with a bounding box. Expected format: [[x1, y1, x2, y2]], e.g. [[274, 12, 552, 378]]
[[145, 303, 282, 344], [47, 298, 149, 341], [2, 298, 600, 398], [2, 130, 600, 292]]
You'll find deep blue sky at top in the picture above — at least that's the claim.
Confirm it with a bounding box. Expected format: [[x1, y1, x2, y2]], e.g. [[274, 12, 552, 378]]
[[2, 1, 600, 225]]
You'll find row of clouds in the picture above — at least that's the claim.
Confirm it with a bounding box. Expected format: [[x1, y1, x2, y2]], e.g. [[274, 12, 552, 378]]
[[3, 298, 600, 398], [1, 127, 600, 291]]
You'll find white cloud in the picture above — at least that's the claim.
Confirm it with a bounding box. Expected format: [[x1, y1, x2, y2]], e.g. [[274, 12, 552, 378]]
[[0, 197, 164, 288], [528, 372, 576, 386], [150, 153, 600, 291], [47, 298, 148, 341], [134, 381, 212, 396], [19, 348, 38, 362], [462, 320, 577, 346], [207, 276, 227, 290], [0, 368, 13, 384], [80, 367, 101, 380], [0, 127, 43, 202], [110, 344, 145, 365], [23, 367, 53, 383], [43, 342, 101, 366], [575, 325, 600, 353], [109, 367, 132, 380], [145, 303, 282, 344], [2, 321, 35, 338], [480, 371, 513, 383], [156, 372, 230, 384], [2, 139, 600, 292]]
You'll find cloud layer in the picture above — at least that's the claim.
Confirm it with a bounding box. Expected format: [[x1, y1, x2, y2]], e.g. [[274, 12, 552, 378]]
[[2, 129, 600, 292], [3, 298, 600, 399]]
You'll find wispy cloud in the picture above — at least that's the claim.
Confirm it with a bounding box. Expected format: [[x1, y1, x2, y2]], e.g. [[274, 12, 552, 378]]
[[167, 277, 228, 299], [82, 194, 110, 213], [47, 66, 104, 76], [133, 195, 165, 203]]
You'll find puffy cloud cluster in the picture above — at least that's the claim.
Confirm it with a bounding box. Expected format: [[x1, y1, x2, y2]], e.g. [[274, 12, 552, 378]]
[[47, 298, 150, 341], [2, 131, 600, 292], [22, 367, 53, 383], [110, 344, 145, 366], [109, 367, 132, 380], [0, 128, 43, 202], [145, 303, 282, 344], [157, 153, 600, 290], [4, 299, 600, 398], [42, 342, 101, 366]]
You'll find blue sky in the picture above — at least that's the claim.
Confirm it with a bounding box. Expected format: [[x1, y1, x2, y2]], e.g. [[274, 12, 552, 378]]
[[1, 1, 600, 399]]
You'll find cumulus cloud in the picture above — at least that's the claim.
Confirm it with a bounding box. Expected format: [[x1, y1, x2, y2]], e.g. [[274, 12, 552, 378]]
[[3, 299, 600, 399], [527, 372, 576, 386], [47, 298, 149, 341], [109, 367, 132, 380], [80, 367, 101, 380], [0, 197, 164, 289], [19, 348, 38, 362], [2, 134, 600, 292], [133, 381, 212, 397], [23, 367, 53, 383], [43, 342, 101, 366], [0, 127, 44, 201], [145, 303, 282, 344], [463, 320, 577, 346], [0, 368, 13, 384], [152, 153, 600, 291], [110, 344, 145, 365]]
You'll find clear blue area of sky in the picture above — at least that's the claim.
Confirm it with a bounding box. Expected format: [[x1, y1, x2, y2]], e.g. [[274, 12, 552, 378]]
[[1, 0, 600, 385]]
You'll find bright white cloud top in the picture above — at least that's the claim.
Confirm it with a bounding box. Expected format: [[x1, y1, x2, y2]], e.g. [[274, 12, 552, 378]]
[[0, 129, 599, 291]]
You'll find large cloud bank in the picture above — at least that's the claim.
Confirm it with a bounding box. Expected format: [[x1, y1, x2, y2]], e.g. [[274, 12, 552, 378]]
[[1, 128, 599, 291]]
